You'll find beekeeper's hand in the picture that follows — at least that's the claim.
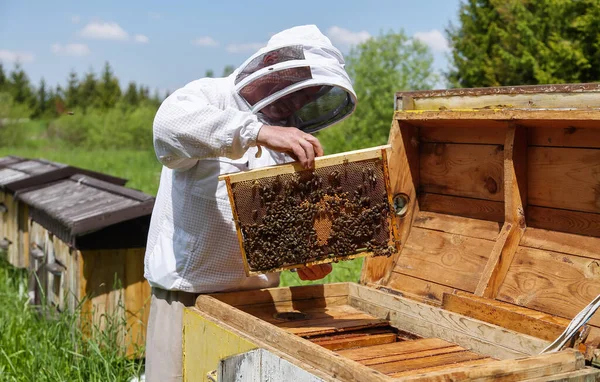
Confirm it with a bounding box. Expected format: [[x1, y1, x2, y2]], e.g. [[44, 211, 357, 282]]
[[297, 264, 333, 281], [256, 125, 324, 169]]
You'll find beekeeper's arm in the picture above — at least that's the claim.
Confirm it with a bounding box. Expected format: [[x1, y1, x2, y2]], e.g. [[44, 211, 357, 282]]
[[153, 84, 322, 170]]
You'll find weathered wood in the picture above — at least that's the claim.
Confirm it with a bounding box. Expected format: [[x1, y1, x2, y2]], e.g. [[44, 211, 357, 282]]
[[275, 308, 388, 337], [396, 109, 600, 122], [195, 293, 393, 382], [520, 227, 600, 260], [522, 367, 600, 382], [361, 345, 467, 366], [311, 331, 397, 351], [442, 293, 571, 341], [389, 358, 493, 378], [237, 297, 351, 320], [420, 143, 504, 201], [528, 147, 600, 214], [529, 125, 600, 148], [412, 211, 501, 241], [362, 121, 420, 286], [419, 125, 507, 145], [527, 206, 600, 238], [497, 246, 600, 327], [225, 176, 250, 276], [17, 203, 29, 269], [124, 248, 150, 357], [219, 144, 390, 183], [418, 193, 505, 222], [348, 283, 550, 358], [371, 350, 486, 375], [337, 338, 454, 361], [384, 274, 460, 306], [396, 349, 585, 382], [395, 227, 493, 292]]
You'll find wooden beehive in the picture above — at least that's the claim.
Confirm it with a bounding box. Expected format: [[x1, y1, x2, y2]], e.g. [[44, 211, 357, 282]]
[[220, 146, 399, 275], [0, 158, 126, 269], [17, 174, 154, 357], [182, 83, 600, 381]]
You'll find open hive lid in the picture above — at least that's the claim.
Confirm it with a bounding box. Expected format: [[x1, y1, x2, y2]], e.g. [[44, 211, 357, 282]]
[[0, 158, 127, 194], [359, 83, 600, 349], [17, 174, 154, 250]]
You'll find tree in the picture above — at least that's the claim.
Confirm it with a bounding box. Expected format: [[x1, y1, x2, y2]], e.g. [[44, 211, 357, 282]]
[[222, 65, 235, 77], [317, 30, 437, 154], [8, 63, 34, 107], [98, 62, 121, 109], [65, 69, 80, 109], [123, 81, 139, 106], [447, 0, 600, 87], [33, 78, 49, 118], [0, 63, 6, 91], [205, 69, 214, 78], [79, 70, 99, 110]]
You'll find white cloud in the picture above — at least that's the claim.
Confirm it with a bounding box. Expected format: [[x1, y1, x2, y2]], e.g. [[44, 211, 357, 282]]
[[71, 15, 80, 24], [414, 29, 450, 53], [192, 36, 219, 47], [226, 42, 264, 53], [134, 34, 149, 44], [326, 26, 371, 49], [148, 12, 161, 19], [80, 21, 129, 41], [0, 50, 35, 63], [51, 43, 90, 56]]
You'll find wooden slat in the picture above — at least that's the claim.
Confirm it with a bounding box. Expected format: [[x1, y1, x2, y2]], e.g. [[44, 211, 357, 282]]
[[372, 350, 486, 375], [195, 293, 392, 382], [362, 121, 420, 286], [522, 367, 600, 381], [528, 147, 600, 214], [337, 338, 454, 361], [412, 211, 501, 241], [419, 125, 507, 144], [520, 227, 600, 260], [386, 273, 460, 306], [527, 205, 600, 238], [442, 293, 570, 342], [280, 316, 389, 337], [237, 297, 351, 320], [396, 109, 600, 122], [124, 247, 150, 357], [397, 349, 584, 382], [529, 124, 600, 148], [419, 193, 504, 222], [348, 284, 550, 358], [395, 227, 493, 292], [219, 144, 390, 183], [420, 143, 504, 201], [209, 283, 349, 307], [389, 358, 493, 378], [311, 332, 397, 351], [497, 246, 600, 327], [362, 345, 467, 367]]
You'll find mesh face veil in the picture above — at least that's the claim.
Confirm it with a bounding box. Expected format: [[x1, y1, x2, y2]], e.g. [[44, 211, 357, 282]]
[[233, 25, 357, 134]]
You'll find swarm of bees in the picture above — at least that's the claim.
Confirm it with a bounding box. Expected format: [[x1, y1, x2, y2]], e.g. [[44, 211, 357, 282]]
[[232, 161, 395, 272]]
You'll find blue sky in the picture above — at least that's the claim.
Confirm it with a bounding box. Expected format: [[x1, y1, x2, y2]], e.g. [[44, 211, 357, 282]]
[[0, 1, 460, 95]]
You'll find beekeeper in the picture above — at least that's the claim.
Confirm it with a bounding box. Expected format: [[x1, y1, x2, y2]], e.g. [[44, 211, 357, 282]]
[[144, 24, 357, 381]]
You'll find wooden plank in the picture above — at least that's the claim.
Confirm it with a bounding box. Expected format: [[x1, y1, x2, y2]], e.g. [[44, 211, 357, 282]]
[[529, 124, 600, 148], [522, 367, 600, 381], [18, 204, 29, 269], [528, 147, 600, 214], [396, 109, 600, 122], [219, 144, 390, 183], [237, 297, 352, 320], [520, 227, 600, 261], [420, 142, 504, 201], [397, 349, 584, 382], [362, 345, 467, 367], [311, 332, 397, 351], [281, 319, 389, 337], [527, 206, 600, 238], [209, 283, 349, 307], [195, 293, 393, 382], [395, 227, 493, 292], [362, 121, 420, 286], [497, 246, 600, 327], [372, 350, 486, 375], [442, 293, 570, 341], [348, 284, 550, 358], [337, 338, 454, 361], [389, 358, 493, 378], [419, 125, 507, 145], [124, 247, 150, 357], [413, 211, 501, 241], [419, 193, 504, 222], [385, 273, 460, 306]]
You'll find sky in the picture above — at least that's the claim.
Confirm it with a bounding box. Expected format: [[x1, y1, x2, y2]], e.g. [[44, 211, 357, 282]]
[[0, 1, 461, 95]]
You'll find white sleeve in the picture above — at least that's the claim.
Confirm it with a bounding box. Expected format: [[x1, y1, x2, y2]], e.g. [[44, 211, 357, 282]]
[[153, 85, 263, 170]]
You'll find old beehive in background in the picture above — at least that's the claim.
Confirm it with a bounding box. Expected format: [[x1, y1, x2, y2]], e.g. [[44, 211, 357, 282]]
[[220, 145, 399, 275], [183, 83, 600, 381], [0, 158, 126, 269], [17, 174, 154, 356]]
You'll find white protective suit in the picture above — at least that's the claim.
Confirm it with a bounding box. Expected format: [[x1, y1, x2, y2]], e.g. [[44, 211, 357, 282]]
[[144, 25, 357, 293]]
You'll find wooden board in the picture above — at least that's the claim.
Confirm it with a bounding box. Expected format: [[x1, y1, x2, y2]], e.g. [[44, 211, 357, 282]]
[[370, 350, 487, 375], [527, 206, 600, 238], [520, 227, 600, 261], [418, 193, 504, 222], [529, 125, 600, 148], [419, 125, 507, 145], [337, 338, 455, 361], [395, 227, 493, 292], [420, 143, 504, 201], [528, 147, 600, 214], [385, 273, 460, 306], [396, 109, 600, 122], [497, 246, 600, 327], [309, 330, 397, 351], [412, 211, 501, 241]]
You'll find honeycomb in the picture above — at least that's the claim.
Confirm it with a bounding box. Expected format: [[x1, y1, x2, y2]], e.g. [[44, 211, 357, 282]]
[[227, 155, 397, 274]]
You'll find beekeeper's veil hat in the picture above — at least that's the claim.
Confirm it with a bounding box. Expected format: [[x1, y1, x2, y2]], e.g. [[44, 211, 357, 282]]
[[234, 25, 357, 134]]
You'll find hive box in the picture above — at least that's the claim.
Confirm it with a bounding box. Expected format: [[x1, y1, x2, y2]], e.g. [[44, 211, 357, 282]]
[[182, 83, 600, 381], [0, 158, 126, 269], [18, 174, 154, 356]]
